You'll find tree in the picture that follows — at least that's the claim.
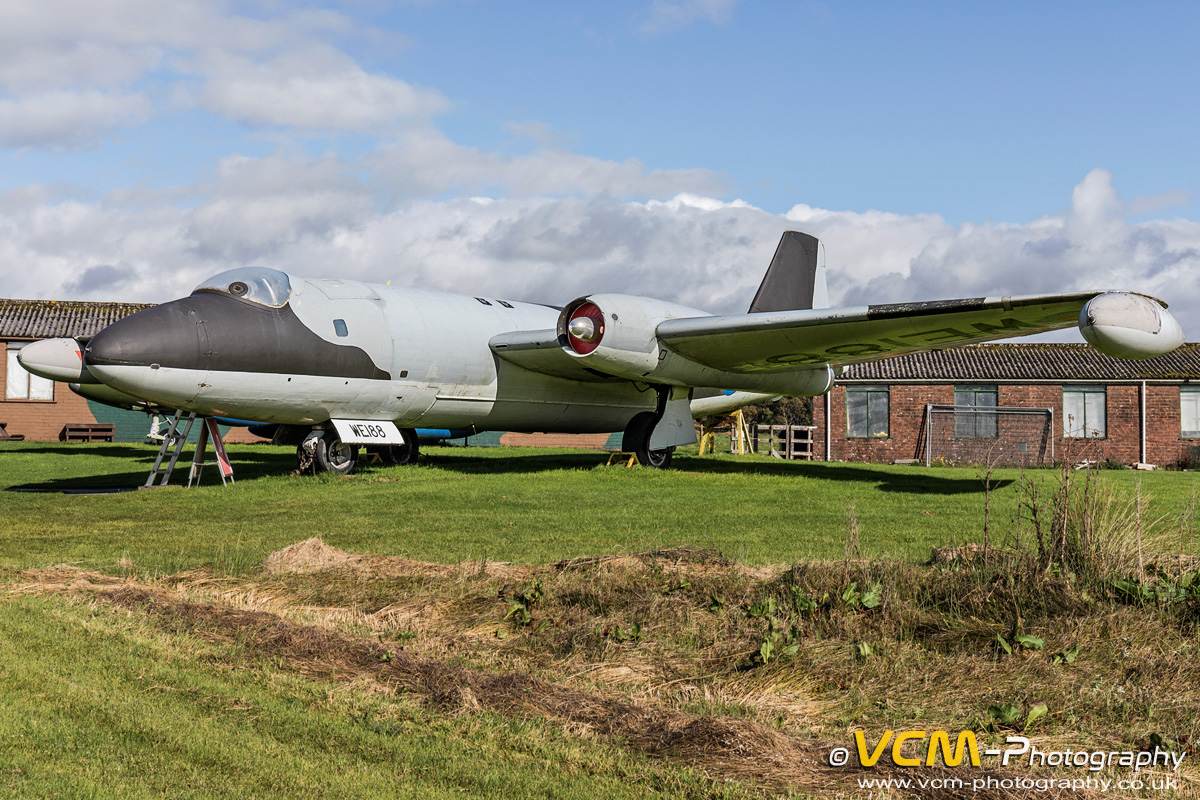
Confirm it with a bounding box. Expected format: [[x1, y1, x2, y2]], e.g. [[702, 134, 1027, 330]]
[[740, 396, 812, 428]]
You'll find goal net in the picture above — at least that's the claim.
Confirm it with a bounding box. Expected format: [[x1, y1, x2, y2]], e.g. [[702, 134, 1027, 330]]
[[924, 404, 1054, 467]]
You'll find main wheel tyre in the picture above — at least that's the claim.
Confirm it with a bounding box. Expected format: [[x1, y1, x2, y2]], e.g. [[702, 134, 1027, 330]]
[[368, 430, 420, 466], [313, 435, 359, 475], [622, 411, 675, 469]]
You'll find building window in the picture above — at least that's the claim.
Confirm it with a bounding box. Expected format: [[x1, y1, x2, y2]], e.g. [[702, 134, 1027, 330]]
[[6, 347, 54, 401], [1182, 388, 1200, 439], [1063, 386, 1105, 438], [954, 385, 998, 438], [847, 386, 889, 438]]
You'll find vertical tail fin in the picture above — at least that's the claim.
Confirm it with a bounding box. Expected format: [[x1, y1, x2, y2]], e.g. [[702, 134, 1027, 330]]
[[747, 231, 827, 313]]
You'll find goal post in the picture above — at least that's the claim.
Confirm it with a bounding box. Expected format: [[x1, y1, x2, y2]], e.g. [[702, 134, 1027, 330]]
[[924, 404, 1054, 467]]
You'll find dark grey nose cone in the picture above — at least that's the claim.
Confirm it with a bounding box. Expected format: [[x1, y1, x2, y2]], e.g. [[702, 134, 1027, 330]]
[[85, 298, 205, 369], [85, 291, 390, 380]]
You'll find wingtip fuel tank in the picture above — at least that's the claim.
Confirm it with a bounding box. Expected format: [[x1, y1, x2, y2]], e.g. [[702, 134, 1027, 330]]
[[1078, 292, 1185, 360]]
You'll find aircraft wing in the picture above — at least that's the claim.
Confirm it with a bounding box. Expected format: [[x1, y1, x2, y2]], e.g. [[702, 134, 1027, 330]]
[[654, 292, 1097, 373], [496, 286, 1184, 396], [491, 292, 1098, 380]]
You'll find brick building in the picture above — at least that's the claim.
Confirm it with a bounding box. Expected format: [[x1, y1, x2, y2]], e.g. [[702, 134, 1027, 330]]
[[1, 298, 260, 444], [812, 343, 1200, 468], [2, 298, 150, 441]]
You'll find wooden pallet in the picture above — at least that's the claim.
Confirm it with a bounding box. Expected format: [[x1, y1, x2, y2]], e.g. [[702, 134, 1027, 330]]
[[61, 423, 116, 442]]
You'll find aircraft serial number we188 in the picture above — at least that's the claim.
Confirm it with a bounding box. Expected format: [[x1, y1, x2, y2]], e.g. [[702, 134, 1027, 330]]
[[18, 232, 1185, 474]]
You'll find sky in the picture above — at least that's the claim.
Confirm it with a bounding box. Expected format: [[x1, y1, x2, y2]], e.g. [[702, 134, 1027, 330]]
[[1, 0, 1197, 341]]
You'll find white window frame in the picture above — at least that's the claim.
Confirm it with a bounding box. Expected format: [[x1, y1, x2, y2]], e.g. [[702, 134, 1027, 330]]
[[954, 384, 999, 439], [1182, 387, 1200, 439], [6, 346, 54, 401], [846, 385, 890, 438], [1062, 385, 1105, 439]]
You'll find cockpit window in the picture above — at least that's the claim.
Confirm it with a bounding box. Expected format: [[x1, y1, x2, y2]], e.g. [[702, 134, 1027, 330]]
[[193, 268, 292, 308]]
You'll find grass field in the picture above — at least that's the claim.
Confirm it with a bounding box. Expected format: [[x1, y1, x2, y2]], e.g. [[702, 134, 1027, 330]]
[[2, 441, 1199, 798], [3, 441, 1198, 572]]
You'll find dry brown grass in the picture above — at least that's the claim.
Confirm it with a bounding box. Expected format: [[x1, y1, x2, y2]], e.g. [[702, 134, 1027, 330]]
[[88, 580, 1085, 799], [11, 533, 1199, 798], [264, 535, 526, 581]]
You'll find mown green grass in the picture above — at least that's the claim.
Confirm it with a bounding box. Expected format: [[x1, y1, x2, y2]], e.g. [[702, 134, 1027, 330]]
[[2, 442, 1198, 798], [2, 441, 1198, 573], [0, 591, 760, 800]]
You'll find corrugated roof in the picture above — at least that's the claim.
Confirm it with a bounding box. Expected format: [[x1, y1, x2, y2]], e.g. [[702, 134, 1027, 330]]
[[0, 298, 154, 340], [842, 343, 1200, 382]]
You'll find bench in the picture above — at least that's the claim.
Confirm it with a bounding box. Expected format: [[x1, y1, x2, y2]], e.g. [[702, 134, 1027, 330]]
[[0, 422, 24, 442], [61, 423, 116, 442]]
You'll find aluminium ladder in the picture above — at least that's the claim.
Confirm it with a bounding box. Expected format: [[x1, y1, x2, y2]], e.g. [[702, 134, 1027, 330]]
[[142, 409, 196, 488]]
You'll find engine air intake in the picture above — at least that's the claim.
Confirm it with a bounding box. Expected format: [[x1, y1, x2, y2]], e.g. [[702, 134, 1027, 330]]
[[564, 301, 605, 354]]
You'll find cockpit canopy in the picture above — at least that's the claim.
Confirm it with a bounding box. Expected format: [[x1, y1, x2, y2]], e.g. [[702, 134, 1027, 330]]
[[193, 267, 292, 308]]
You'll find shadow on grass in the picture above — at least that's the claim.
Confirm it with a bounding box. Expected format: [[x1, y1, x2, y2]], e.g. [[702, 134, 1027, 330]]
[[6, 444, 162, 460], [5, 445, 296, 493], [416, 450, 1008, 495], [7, 443, 1009, 497], [681, 457, 1013, 495], [8, 443, 285, 463]]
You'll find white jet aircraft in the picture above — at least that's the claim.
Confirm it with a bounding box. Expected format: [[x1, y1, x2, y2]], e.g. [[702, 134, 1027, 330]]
[[18, 232, 1185, 474]]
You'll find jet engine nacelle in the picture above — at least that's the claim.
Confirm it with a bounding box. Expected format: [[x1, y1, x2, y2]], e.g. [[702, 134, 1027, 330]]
[[556, 293, 837, 396], [557, 293, 710, 380]]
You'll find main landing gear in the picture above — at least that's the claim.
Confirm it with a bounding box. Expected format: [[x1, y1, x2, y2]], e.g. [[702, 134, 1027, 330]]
[[366, 429, 420, 466], [313, 434, 359, 475], [295, 428, 419, 475], [621, 385, 676, 469]]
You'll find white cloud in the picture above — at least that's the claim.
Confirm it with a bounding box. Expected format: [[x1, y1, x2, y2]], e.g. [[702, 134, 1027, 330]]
[[638, 0, 743, 36], [1127, 188, 1192, 217], [506, 120, 575, 148], [2, 149, 1196, 344], [840, 170, 1200, 327], [0, 42, 161, 93], [197, 48, 448, 131], [368, 128, 729, 200], [181, 152, 374, 261], [0, 90, 151, 149], [645, 193, 753, 212], [0, 1, 357, 61], [784, 204, 950, 294], [0, 0, 415, 144]]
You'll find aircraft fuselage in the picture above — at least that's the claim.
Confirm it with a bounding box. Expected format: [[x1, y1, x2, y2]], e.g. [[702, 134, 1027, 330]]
[[81, 271, 677, 434]]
